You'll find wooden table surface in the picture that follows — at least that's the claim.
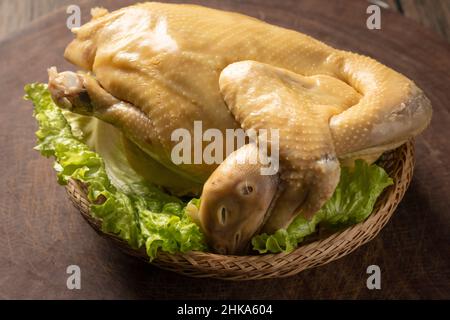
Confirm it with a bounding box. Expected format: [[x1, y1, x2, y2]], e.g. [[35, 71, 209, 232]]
[[0, 0, 449, 299], [1, 0, 449, 42]]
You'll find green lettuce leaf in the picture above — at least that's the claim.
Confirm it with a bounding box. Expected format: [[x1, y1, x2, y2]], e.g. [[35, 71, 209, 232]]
[[25, 83, 393, 259], [252, 160, 393, 254], [25, 83, 206, 260]]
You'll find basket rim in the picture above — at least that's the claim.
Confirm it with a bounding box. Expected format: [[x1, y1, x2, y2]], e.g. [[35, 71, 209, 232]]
[[66, 140, 415, 280]]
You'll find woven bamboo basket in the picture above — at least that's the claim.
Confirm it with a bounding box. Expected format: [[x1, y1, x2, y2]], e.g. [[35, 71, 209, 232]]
[[65, 140, 414, 281]]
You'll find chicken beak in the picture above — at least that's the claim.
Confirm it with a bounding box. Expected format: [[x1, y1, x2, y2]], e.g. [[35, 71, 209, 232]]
[[197, 143, 279, 255]]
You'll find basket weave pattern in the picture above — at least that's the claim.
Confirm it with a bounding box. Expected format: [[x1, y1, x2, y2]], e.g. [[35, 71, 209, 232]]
[[66, 141, 414, 280]]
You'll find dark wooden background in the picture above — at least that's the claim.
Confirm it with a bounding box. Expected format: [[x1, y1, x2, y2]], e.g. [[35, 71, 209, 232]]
[[0, 0, 449, 299], [1, 0, 449, 42]]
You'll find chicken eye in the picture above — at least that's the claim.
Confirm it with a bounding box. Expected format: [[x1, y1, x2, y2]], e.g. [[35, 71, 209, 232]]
[[240, 183, 254, 196], [217, 206, 227, 225]]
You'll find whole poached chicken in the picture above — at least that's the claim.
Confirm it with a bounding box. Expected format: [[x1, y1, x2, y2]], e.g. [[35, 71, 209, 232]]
[[48, 3, 432, 254]]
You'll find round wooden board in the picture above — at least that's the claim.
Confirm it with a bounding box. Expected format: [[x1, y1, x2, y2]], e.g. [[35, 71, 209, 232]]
[[0, 0, 449, 299]]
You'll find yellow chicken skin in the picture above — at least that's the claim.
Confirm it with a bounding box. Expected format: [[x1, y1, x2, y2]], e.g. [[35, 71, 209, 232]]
[[219, 61, 360, 232], [49, 2, 432, 254]]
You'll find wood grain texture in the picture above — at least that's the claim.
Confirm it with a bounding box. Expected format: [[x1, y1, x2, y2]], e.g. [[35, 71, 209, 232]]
[[0, 0, 449, 299], [370, 0, 450, 42], [0, 0, 76, 40], [400, 0, 450, 42], [1, 0, 450, 43]]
